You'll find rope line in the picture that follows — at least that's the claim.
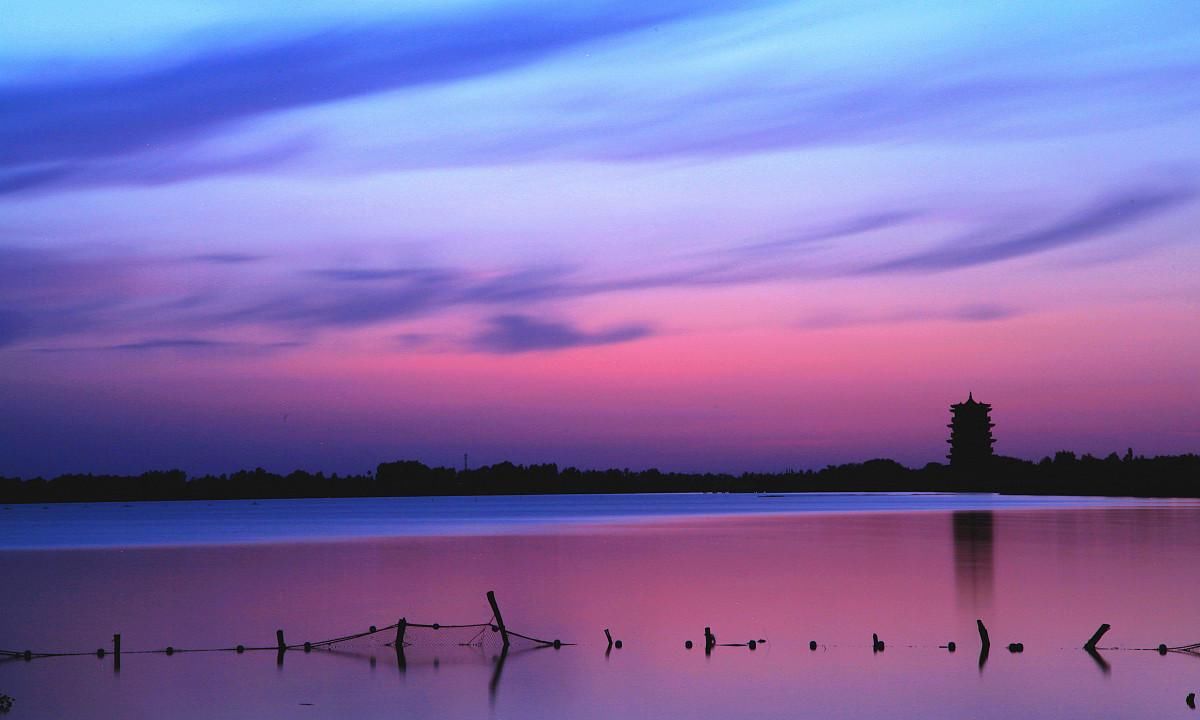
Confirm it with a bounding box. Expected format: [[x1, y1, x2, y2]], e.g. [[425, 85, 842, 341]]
[[7, 610, 1196, 663], [506, 629, 571, 646], [2, 616, 563, 659], [6, 640, 1197, 658]]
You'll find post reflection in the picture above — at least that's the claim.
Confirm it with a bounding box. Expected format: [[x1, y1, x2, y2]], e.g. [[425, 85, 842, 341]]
[[489, 645, 508, 702], [952, 511, 994, 614]]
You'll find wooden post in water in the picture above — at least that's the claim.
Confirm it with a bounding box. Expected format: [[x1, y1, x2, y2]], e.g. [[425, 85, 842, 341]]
[[276, 629, 287, 667], [1083, 623, 1111, 651], [604, 629, 613, 649], [394, 618, 407, 671], [976, 619, 991, 671], [1083, 623, 1111, 673], [486, 591, 510, 649], [976, 620, 990, 652], [113, 633, 121, 672]]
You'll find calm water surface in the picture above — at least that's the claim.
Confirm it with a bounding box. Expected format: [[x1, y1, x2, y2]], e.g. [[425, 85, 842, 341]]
[[2, 493, 1199, 719]]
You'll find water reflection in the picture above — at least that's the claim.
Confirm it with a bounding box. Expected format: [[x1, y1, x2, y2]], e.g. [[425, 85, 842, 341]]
[[267, 637, 521, 700], [1085, 644, 1111, 674], [4, 502, 1200, 719], [490, 646, 506, 701], [952, 511, 994, 614]]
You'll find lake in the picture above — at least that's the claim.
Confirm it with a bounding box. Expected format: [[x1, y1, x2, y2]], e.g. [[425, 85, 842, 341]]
[[2, 493, 1199, 718]]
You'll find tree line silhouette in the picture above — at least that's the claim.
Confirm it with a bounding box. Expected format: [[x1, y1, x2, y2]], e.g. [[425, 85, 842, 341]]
[[1, 451, 1197, 503]]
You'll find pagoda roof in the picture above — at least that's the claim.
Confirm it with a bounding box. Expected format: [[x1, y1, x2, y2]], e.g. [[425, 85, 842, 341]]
[[950, 391, 991, 410]]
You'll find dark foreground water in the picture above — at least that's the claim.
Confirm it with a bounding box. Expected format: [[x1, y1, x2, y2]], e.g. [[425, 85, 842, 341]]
[[2, 493, 1199, 719]]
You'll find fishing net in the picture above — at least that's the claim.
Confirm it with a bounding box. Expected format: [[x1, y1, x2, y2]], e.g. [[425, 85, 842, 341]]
[[1, 592, 566, 666]]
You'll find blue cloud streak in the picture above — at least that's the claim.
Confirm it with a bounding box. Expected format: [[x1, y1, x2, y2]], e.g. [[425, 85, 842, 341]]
[[863, 185, 1194, 274], [472, 314, 651, 353], [2, 2, 1198, 195], [0, 1, 757, 188], [0, 180, 1190, 352]]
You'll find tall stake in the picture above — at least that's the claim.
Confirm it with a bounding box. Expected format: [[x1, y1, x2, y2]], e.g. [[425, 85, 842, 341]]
[[976, 619, 991, 671], [395, 618, 408, 673], [976, 619, 991, 652], [486, 590, 510, 649]]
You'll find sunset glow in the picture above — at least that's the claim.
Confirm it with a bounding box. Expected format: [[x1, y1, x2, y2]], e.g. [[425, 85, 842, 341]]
[[2, 0, 1198, 475]]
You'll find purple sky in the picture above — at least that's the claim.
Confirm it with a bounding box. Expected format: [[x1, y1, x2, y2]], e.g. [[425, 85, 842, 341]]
[[2, 0, 1198, 477]]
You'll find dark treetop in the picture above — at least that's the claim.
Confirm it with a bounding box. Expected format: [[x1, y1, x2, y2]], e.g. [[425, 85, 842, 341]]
[[1, 451, 1198, 503]]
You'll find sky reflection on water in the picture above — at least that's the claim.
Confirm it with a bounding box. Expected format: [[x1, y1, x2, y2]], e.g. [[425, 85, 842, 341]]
[[2, 496, 1199, 718]]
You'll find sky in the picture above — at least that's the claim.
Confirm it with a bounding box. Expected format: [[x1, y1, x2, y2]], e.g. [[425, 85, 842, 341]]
[[1, 0, 1198, 477]]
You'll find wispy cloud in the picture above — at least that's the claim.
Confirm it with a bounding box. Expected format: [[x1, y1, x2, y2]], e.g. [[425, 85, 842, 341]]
[[31, 337, 304, 353], [0, 1, 759, 194], [393, 332, 438, 350], [593, 63, 1200, 164], [0, 136, 313, 195], [862, 184, 1195, 274], [471, 314, 652, 353], [0, 166, 73, 194], [0, 246, 138, 347], [228, 267, 458, 328], [189, 253, 264, 265], [714, 211, 921, 260], [798, 303, 1023, 330], [110, 338, 231, 351], [0, 178, 1189, 352], [2, 3, 1197, 195]]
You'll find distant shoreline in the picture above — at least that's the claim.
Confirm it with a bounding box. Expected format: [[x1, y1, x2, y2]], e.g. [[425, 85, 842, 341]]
[[3, 452, 1197, 504]]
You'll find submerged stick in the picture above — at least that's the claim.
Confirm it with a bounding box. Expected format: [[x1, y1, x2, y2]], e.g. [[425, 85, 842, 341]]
[[505, 629, 560, 646], [1083, 624, 1111, 651]]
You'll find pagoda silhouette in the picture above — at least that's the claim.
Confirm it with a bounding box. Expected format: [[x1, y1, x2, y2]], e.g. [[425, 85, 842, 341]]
[[947, 393, 995, 468]]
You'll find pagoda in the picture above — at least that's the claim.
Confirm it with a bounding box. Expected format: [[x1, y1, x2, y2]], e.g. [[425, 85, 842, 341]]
[[947, 393, 995, 468]]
